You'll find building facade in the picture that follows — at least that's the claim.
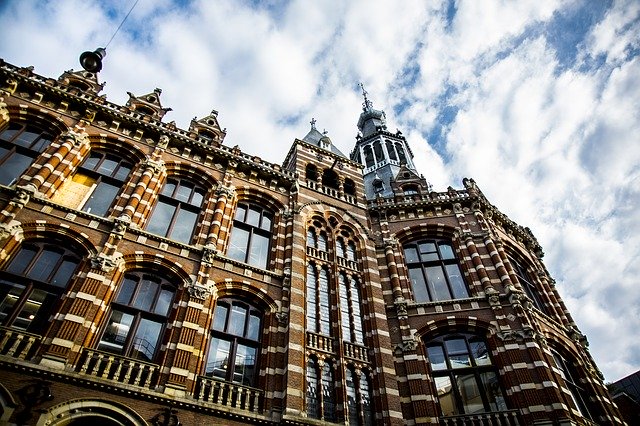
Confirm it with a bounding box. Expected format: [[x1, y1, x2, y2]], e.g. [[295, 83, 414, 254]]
[[0, 59, 624, 425]]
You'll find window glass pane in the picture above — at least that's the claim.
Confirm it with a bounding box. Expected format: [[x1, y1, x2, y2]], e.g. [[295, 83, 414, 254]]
[[16, 289, 56, 334], [146, 201, 175, 236], [31, 135, 51, 153], [456, 373, 483, 414], [97, 157, 118, 176], [317, 233, 327, 251], [154, 288, 173, 316], [206, 337, 230, 379], [439, 243, 456, 259], [306, 360, 320, 419], [435, 376, 457, 415], [14, 130, 39, 147], [260, 212, 272, 231], [234, 204, 247, 221], [228, 305, 247, 336], [132, 278, 158, 312], [191, 188, 205, 206], [247, 313, 260, 341], [404, 246, 419, 263], [50, 258, 78, 287], [246, 207, 261, 227], [131, 318, 162, 361], [427, 345, 447, 370], [27, 249, 62, 282], [82, 181, 119, 216], [361, 372, 374, 426], [347, 242, 356, 261], [98, 311, 134, 354], [336, 239, 345, 257], [419, 242, 437, 254], [0, 125, 19, 141], [480, 371, 507, 412], [116, 276, 137, 304], [161, 180, 176, 196], [227, 228, 249, 263], [408, 267, 429, 302], [322, 363, 336, 421], [233, 344, 257, 385], [212, 303, 228, 331], [426, 265, 450, 300], [6, 246, 38, 275], [248, 233, 269, 269], [445, 338, 468, 355], [175, 182, 193, 203], [470, 340, 491, 366], [346, 369, 358, 425], [169, 207, 198, 244], [446, 264, 469, 299], [0, 151, 33, 185], [82, 153, 101, 170], [0, 283, 25, 324], [113, 163, 131, 181]]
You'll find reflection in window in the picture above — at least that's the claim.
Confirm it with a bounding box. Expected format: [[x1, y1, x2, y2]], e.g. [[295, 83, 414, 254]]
[[146, 177, 205, 244], [227, 202, 273, 269], [509, 256, 546, 312], [205, 298, 262, 386], [404, 239, 469, 302], [426, 334, 507, 416], [0, 123, 53, 185], [52, 151, 132, 216], [306, 263, 331, 335], [98, 272, 175, 362], [0, 242, 81, 335]]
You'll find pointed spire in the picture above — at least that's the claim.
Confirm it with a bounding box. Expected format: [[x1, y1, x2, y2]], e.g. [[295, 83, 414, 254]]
[[359, 82, 373, 111]]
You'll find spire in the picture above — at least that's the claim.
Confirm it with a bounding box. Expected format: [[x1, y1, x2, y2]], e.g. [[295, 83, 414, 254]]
[[310, 117, 317, 129], [360, 82, 373, 111]]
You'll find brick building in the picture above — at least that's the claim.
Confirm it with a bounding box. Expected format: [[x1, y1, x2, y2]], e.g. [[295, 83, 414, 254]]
[[0, 59, 623, 425]]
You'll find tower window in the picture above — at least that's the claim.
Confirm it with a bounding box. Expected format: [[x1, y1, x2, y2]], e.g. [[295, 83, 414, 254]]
[[363, 146, 374, 168], [227, 202, 273, 269], [306, 164, 318, 181], [386, 140, 397, 161], [403, 239, 469, 302]]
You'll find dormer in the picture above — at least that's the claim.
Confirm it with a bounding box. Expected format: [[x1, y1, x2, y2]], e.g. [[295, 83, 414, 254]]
[[58, 69, 105, 95], [301, 119, 346, 158], [126, 88, 172, 120], [189, 110, 227, 145]]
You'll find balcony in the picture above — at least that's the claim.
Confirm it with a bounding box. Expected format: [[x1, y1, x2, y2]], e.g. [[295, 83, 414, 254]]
[[194, 376, 263, 413], [343, 341, 369, 363], [307, 331, 334, 353], [74, 348, 159, 389], [441, 410, 521, 425], [0, 326, 41, 360]]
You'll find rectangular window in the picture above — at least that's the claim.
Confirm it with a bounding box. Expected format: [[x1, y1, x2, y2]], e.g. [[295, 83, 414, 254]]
[[227, 228, 249, 263], [82, 181, 120, 216], [131, 318, 162, 361], [206, 338, 231, 379], [98, 311, 134, 354], [51, 173, 96, 210]]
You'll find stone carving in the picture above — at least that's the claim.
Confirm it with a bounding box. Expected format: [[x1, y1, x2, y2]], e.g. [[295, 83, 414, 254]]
[[63, 127, 90, 147], [201, 244, 218, 265], [112, 214, 131, 237], [11, 185, 36, 208], [394, 300, 408, 320], [394, 335, 418, 353], [144, 157, 165, 174], [187, 283, 212, 301], [275, 310, 289, 325], [215, 183, 236, 198], [497, 327, 535, 342], [90, 253, 122, 273], [158, 135, 170, 149]]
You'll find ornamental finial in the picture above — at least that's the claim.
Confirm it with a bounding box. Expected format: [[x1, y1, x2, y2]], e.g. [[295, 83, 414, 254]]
[[310, 117, 317, 129], [359, 82, 373, 111]]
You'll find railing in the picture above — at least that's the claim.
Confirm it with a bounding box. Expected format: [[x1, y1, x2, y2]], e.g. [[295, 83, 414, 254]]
[[194, 376, 263, 413], [343, 341, 369, 362], [0, 326, 42, 360], [306, 246, 329, 261], [336, 256, 359, 271], [307, 331, 334, 353], [441, 409, 521, 425], [74, 348, 159, 389], [305, 180, 359, 205]]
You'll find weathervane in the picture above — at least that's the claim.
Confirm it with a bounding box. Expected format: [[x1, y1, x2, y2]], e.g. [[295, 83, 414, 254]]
[[359, 82, 373, 111], [79, 0, 141, 72]]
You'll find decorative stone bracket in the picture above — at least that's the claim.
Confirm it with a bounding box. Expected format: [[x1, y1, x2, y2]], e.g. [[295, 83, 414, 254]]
[[394, 299, 408, 320], [186, 280, 215, 301], [90, 252, 123, 273], [201, 244, 218, 266], [393, 334, 419, 354]]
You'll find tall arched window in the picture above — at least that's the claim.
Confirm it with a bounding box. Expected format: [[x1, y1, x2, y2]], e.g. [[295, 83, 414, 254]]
[[306, 357, 321, 419], [339, 274, 364, 344], [373, 141, 384, 163], [322, 361, 337, 422], [146, 177, 205, 244], [343, 178, 356, 196], [98, 271, 175, 362], [0, 241, 82, 335], [227, 202, 273, 269], [509, 256, 546, 313], [307, 227, 317, 248], [205, 298, 262, 386], [395, 142, 407, 164], [551, 350, 592, 420], [385, 140, 397, 161], [306, 263, 331, 335], [0, 123, 53, 185], [426, 333, 507, 416], [346, 367, 374, 426], [403, 239, 469, 302], [52, 151, 132, 216], [306, 164, 318, 182], [363, 146, 374, 168], [322, 169, 339, 189]]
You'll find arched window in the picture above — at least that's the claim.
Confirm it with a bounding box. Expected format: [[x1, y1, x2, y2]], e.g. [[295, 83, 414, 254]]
[[346, 367, 374, 426], [322, 169, 339, 189], [509, 256, 546, 312], [336, 238, 346, 258], [426, 333, 507, 416], [98, 271, 175, 362], [227, 202, 273, 269], [307, 227, 317, 248], [343, 178, 356, 196], [373, 141, 384, 163], [306, 164, 318, 182], [0, 123, 53, 185], [373, 179, 384, 194], [0, 241, 82, 335], [317, 231, 328, 252], [551, 350, 592, 420], [205, 298, 262, 386], [403, 239, 469, 302], [403, 185, 419, 196], [346, 241, 356, 261], [395, 142, 407, 164], [146, 177, 205, 244], [322, 361, 337, 422], [52, 151, 132, 216], [339, 274, 364, 344], [306, 357, 321, 419], [306, 263, 331, 335], [385, 140, 397, 161], [363, 146, 374, 168]]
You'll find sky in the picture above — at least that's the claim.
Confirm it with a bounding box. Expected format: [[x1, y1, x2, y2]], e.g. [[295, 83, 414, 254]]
[[1, 0, 638, 383]]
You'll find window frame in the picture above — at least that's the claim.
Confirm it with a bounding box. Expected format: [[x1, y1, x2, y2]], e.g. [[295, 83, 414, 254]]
[[509, 256, 547, 313], [0, 122, 54, 186], [226, 202, 273, 269], [75, 151, 133, 216]]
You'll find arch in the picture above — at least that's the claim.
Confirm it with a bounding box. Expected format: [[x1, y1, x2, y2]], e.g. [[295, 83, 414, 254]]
[[214, 280, 278, 313], [36, 398, 146, 426], [119, 253, 192, 287], [163, 160, 218, 189], [10, 222, 98, 258], [298, 203, 372, 241], [321, 168, 339, 189], [3, 106, 69, 138], [394, 223, 460, 246], [234, 187, 286, 215], [417, 316, 498, 342], [0, 383, 17, 424], [305, 163, 318, 181], [86, 135, 146, 166]]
